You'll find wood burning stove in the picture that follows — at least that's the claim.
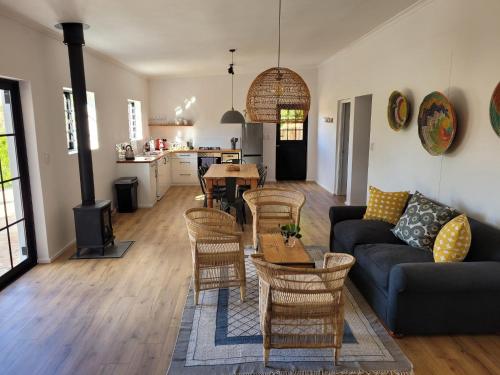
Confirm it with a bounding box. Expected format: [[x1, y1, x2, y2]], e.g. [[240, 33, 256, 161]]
[[73, 201, 115, 257], [58, 22, 116, 257]]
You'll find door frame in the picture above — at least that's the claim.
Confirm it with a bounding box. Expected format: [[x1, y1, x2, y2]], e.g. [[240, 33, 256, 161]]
[[334, 99, 352, 195], [0, 78, 37, 290]]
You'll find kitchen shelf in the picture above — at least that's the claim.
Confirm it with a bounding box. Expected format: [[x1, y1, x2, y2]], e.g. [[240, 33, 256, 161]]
[[148, 121, 194, 127]]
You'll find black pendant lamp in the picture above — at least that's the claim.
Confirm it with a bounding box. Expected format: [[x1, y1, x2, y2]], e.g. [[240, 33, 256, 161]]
[[221, 49, 245, 124]]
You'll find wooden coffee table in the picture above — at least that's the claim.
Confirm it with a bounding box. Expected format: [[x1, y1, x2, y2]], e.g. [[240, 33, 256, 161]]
[[258, 233, 315, 268]]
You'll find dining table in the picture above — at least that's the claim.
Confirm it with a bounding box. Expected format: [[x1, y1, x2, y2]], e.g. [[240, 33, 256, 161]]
[[203, 163, 260, 208]]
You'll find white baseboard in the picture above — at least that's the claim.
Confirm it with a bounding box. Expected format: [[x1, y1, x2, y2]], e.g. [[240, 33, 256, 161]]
[[316, 180, 334, 194], [38, 239, 75, 264]]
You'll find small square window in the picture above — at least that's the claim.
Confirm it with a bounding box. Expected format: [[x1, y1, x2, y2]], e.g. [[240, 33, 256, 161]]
[[128, 100, 143, 141]]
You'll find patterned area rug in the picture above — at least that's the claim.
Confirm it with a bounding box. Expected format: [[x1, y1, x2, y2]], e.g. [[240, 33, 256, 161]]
[[168, 248, 413, 375]]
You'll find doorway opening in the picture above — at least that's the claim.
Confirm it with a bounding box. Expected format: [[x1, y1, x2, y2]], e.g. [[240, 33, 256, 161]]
[[276, 107, 308, 180], [0, 78, 37, 289], [334, 95, 372, 205], [335, 101, 351, 196]]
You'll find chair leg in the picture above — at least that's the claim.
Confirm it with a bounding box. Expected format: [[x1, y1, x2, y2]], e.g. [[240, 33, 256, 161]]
[[334, 348, 340, 365], [240, 285, 246, 302], [263, 348, 270, 366], [194, 290, 199, 305]]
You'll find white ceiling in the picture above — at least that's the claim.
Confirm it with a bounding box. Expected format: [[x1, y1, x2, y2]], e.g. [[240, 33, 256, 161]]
[[0, 0, 419, 77]]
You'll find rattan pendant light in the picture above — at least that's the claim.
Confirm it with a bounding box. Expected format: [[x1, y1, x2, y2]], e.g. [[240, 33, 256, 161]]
[[221, 49, 246, 124], [246, 0, 310, 124]]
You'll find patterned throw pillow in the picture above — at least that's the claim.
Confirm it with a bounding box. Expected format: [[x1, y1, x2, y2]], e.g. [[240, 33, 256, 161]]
[[392, 191, 459, 251], [363, 186, 410, 225], [433, 214, 471, 262]]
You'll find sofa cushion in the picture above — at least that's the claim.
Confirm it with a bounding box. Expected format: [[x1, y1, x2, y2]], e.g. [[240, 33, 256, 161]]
[[363, 186, 410, 225], [433, 214, 471, 262], [354, 243, 433, 290], [392, 191, 459, 251], [334, 219, 403, 253]]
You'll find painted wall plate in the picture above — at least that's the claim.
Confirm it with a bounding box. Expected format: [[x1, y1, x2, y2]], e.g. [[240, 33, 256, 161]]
[[387, 91, 410, 131], [490, 82, 500, 137], [417, 91, 457, 156]]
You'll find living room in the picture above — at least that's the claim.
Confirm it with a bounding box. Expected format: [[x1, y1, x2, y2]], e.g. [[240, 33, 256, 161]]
[[0, 0, 499, 374]]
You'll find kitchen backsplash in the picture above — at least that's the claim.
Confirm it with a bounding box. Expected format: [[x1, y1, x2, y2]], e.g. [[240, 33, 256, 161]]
[[149, 125, 240, 148]]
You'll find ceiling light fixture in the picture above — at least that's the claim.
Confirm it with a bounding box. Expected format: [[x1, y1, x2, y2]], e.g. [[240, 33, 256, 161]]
[[220, 49, 246, 125], [246, 0, 310, 124]]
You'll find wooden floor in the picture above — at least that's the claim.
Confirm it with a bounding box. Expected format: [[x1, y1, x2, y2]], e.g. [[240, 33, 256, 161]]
[[0, 182, 499, 375]]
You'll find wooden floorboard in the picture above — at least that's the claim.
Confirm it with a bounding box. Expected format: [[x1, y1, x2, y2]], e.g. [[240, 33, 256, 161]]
[[0, 182, 498, 375]]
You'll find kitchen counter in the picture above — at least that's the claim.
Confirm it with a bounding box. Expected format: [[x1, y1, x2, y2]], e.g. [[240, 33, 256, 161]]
[[116, 149, 241, 163]]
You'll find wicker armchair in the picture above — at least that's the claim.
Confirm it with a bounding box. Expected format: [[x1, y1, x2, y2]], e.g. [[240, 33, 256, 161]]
[[184, 208, 246, 304], [250, 253, 355, 366], [243, 187, 306, 249]]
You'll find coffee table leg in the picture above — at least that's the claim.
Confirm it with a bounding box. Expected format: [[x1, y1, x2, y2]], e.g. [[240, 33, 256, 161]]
[[251, 178, 258, 190]]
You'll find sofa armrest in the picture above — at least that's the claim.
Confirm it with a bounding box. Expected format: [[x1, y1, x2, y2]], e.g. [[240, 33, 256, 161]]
[[329, 206, 367, 227], [389, 262, 500, 294]]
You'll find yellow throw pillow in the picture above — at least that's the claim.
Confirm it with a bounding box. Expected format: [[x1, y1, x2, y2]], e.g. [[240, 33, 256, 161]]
[[433, 214, 471, 262], [363, 186, 410, 225]]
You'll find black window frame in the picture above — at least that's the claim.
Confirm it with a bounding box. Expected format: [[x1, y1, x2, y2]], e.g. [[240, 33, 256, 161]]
[[0, 78, 37, 290]]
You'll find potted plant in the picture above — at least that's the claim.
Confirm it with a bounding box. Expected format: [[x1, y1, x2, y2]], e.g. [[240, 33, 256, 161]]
[[281, 223, 302, 247]]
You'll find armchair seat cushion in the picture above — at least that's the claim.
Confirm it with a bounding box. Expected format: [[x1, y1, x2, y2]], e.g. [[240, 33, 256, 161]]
[[334, 219, 404, 253], [354, 244, 433, 291]]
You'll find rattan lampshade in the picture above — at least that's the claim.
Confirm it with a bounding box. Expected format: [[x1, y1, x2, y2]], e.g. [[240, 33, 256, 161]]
[[246, 67, 310, 123]]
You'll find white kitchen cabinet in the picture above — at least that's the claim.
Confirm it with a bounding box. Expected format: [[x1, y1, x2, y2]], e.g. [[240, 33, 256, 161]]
[[157, 155, 171, 199], [171, 152, 198, 185], [117, 161, 158, 208]]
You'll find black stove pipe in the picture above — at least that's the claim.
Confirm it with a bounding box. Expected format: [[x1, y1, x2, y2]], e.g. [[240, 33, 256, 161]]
[[60, 22, 95, 206]]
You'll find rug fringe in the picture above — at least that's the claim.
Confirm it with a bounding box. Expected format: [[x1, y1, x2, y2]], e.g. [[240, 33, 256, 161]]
[[240, 370, 413, 375]]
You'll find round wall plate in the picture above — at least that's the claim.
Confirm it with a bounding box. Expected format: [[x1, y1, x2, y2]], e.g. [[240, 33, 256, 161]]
[[387, 91, 410, 131], [490, 82, 500, 137], [418, 91, 457, 156]]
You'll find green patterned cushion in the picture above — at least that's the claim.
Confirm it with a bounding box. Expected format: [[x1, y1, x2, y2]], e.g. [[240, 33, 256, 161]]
[[392, 192, 459, 251]]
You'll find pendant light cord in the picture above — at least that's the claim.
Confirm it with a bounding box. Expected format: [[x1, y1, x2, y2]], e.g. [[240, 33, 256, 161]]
[[231, 50, 234, 109], [277, 0, 281, 69]]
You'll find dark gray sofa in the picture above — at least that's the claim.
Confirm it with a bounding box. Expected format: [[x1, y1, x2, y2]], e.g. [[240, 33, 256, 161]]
[[329, 205, 500, 335]]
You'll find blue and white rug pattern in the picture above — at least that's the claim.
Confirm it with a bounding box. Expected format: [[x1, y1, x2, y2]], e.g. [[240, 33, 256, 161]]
[[169, 250, 413, 374]]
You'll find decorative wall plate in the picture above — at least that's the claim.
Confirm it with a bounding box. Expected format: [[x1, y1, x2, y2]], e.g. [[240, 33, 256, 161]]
[[387, 91, 410, 131], [490, 82, 500, 137], [418, 91, 457, 156]]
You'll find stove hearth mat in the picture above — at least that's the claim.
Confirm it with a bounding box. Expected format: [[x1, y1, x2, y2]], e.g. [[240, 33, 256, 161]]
[[69, 240, 134, 260]]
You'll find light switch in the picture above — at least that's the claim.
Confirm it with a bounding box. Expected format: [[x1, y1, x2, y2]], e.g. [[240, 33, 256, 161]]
[[370, 142, 375, 151], [43, 152, 50, 164]]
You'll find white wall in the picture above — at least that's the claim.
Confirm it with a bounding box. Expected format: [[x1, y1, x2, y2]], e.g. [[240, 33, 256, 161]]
[[317, 0, 500, 226], [148, 69, 318, 181], [0, 15, 149, 261]]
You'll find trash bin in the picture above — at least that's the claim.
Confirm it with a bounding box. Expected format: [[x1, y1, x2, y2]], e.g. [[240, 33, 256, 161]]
[[115, 177, 139, 213]]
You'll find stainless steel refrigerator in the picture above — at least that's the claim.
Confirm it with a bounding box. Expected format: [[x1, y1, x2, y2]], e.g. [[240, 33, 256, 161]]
[[241, 123, 263, 165]]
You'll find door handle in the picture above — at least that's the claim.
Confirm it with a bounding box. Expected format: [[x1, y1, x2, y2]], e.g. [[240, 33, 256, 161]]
[[276, 145, 280, 147]]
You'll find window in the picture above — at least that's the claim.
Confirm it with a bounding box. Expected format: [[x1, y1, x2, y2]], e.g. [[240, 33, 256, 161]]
[[63, 88, 99, 154], [279, 108, 304, 141], [128, 99, 143, 141]]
